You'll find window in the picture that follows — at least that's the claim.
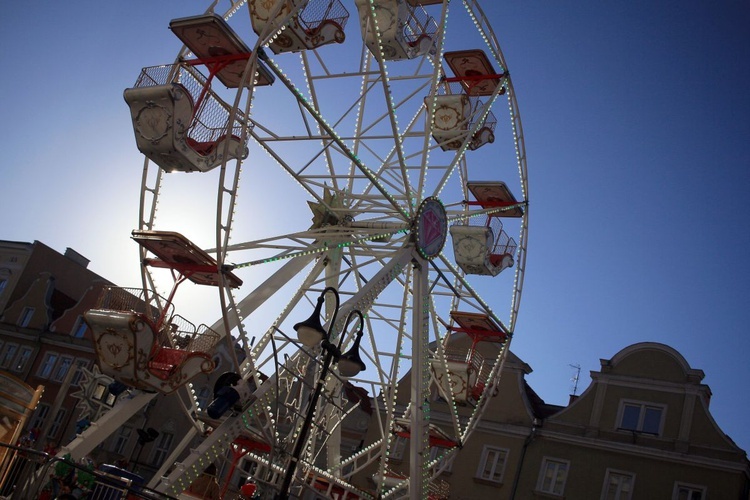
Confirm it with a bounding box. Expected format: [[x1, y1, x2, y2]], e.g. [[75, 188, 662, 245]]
[[72, 316, 88, 338], [602, 469, 635, 500], [48, 409, 67, 439], [111, 426, 133, 455], [537, 457, 569, 495], [92, 383, 117, 407], [12, 346, 33, 372], [30, 403, 50, 431], [92, 383, 107, 401], [71, 359, 90, 387], [52, 356, 74, 383], [618, 401, 664, 435], [0, 344, 18, 369], [476, 445, 507, 483], [19, 307, 35, 327], [151, 432, 174, 466], [0, 278, 7, 295], [673, 483, 706, 500], [36, 354, 82, 384], [37, 352, 59, 379]]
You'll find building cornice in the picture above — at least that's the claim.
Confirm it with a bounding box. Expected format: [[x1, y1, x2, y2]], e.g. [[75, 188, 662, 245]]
[[537, 428, 750, 475], [591, 371, 708, 397], [0, 325, 94, 354]]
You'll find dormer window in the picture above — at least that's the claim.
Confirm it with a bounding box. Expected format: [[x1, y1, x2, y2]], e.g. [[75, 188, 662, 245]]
[[72, 315, 88, 338], [0, 268, 10, 296], [19, 307, 35, 327], [617, 400, 665, 435]]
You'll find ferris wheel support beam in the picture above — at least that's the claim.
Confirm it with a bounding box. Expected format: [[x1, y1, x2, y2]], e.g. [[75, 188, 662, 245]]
[[146, 426, 199, 489], [208, 252, 318, 337], [58, 391, 157, 461], [408, 253, 430, 500], [248, 254, 330, 361]]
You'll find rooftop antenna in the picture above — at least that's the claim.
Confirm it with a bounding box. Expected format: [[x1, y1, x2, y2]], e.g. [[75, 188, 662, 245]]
[[569, 364, 581, 396]]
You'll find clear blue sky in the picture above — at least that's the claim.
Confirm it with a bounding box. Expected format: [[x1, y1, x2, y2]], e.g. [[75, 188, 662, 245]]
[[1, 1, 748, 452]]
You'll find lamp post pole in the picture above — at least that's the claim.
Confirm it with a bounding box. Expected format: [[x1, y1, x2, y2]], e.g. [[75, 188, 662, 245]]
[[276, 287, 365, 500], [277, 287, 339, 500], [276, 341, 337, 500]]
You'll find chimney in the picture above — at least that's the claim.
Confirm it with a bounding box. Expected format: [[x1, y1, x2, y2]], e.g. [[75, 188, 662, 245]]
[[64, 248, 90, 268]]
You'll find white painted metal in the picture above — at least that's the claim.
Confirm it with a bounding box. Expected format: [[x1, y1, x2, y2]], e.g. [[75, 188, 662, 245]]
[[58, 391, 157, 461], [111, 1, 530, 498]]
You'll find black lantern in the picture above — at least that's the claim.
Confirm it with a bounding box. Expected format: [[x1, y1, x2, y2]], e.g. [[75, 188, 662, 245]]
[[293, 287, 337, 346], [337, 314, 366, 377]]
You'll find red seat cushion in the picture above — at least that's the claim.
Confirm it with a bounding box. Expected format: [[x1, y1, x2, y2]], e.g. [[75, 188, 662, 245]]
[[148, 348, 190, 379]]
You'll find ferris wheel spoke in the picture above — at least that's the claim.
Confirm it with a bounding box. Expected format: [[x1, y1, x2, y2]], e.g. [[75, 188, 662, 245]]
[[426, 298, 464, 438], [258, 51, 410, 220], [303, 54, 362, 195], [439, 255, 511, 336], [356, 7, 411, 204], [459, 346, 512, 444], [341, 249, 398, 390], [228, 232, 406, 269]]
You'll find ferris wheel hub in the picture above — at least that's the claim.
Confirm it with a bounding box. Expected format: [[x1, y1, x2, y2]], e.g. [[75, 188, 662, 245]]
[[414, 197, 448, 261]]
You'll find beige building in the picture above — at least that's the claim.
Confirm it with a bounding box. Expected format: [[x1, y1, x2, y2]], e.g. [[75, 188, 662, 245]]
[[360, 335, 750, 499], [0, 239, 202, 481], [0, 240, 108, 452]]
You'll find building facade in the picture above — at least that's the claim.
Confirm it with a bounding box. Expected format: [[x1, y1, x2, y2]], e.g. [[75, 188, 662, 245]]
[[3, 239, 748, 498], [522, 342, 750, 499], [0, 239, 203, 480], [364, 335, 750, 499]]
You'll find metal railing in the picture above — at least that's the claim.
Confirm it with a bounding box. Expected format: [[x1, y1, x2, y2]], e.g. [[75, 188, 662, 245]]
[[132, 63, 247, 145], [163, 314, 220, 353], [94, 286, 169, 326], [0, 442, 177, 500], [403, 4, 437, 46], [462, 217, 517, 258], [299, 0, 350, 33]]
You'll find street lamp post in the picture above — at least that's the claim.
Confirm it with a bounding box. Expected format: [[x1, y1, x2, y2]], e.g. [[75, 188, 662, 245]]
[[276, 287, 366, 500], [131, 427, 158, 474]]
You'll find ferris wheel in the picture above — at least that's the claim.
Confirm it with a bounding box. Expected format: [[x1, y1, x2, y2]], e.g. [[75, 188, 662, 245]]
[[84, 0, 528, 498]]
